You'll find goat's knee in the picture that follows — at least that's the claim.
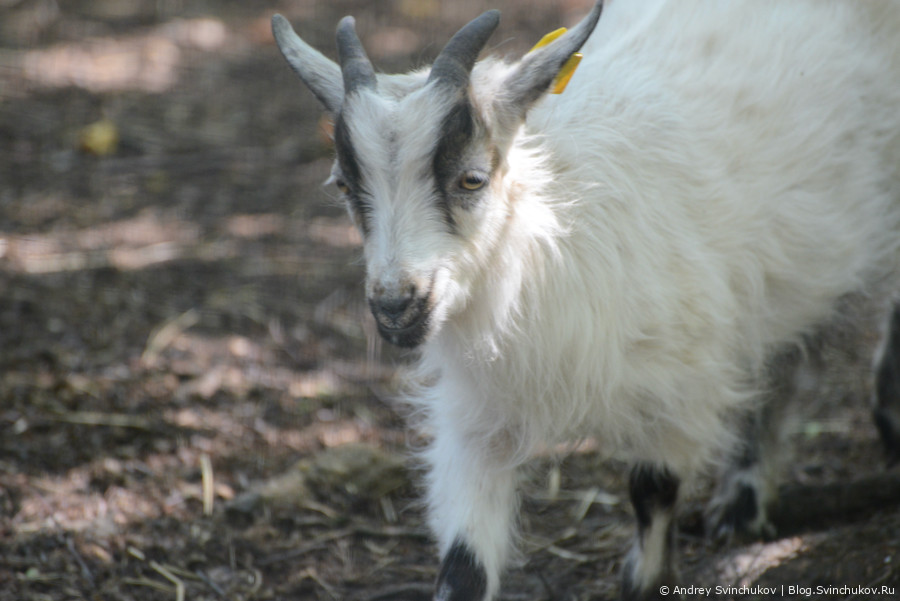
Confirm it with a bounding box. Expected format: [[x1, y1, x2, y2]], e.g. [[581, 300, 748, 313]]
[[621, 464, 680, 601], [874, 305, 900, 466]]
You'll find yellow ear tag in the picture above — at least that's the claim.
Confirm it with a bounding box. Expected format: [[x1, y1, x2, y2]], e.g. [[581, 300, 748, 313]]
[[528, 27, 583, 95], [529, 27, 567, 52], [551, 52, 582, 94]]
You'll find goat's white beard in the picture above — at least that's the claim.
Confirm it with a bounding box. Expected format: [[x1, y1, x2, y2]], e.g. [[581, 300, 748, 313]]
[[420, 265, 465, 345]]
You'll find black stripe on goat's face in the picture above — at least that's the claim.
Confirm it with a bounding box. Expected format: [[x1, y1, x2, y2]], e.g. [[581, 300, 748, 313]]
[[333, 112, 372, 236], [432, 99, 497, 232]]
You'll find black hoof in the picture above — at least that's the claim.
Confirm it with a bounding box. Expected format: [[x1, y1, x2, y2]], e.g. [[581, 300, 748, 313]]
[[706, 480, 775, 542], [434, 539, 487, 601]]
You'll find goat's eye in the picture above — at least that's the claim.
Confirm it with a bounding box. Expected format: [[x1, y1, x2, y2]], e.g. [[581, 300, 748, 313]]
[[335, 178, 350, 194], [459, 171, 488, 191]]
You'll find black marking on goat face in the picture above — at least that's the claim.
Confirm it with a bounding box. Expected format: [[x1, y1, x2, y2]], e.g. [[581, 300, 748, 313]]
[[434, 539, 487, 601], [333, 112, 371, 236], [432, 100, 494, 231]]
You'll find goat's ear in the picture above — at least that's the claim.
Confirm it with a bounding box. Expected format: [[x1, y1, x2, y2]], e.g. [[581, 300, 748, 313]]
[[495, 1, 603, 123], [272, 14, 344, 113]]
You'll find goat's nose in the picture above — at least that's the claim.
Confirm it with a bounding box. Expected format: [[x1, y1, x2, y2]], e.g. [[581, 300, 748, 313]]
[[368, 280, 431, 347], [371, 284, 418, 323]]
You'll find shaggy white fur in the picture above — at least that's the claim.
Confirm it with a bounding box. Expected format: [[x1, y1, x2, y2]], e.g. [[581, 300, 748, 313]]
[[274, 1, 900, 598]]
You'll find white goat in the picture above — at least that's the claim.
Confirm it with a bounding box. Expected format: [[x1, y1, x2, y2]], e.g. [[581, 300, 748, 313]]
[[272, 1, 900, 599]]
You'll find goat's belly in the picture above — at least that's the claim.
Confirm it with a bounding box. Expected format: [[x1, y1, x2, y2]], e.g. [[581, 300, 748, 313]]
[[445, 349, 747, 475]]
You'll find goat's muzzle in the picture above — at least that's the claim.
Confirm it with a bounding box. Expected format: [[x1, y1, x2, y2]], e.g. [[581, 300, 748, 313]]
[[368, 282, 432, 348]]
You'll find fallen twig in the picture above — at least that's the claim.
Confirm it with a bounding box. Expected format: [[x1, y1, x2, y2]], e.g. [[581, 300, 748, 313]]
[[150, 561, 185, 601], [545, 544, 592, 563], [298, 567, 338, 600], [257, 524, 430, 566], [142, 308, 200, 366], [201, 453, 215, 516], [257, 528, 354, 566], [45, 410, 156, 431], [65, 536, 95, 587], [195, 569, 231, 601]]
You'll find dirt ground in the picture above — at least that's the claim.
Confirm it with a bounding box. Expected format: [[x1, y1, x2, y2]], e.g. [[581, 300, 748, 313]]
[[2, 1, 900, 600]]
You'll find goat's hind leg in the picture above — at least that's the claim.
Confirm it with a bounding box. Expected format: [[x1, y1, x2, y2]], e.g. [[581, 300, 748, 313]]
[[874, 304, 900, 466], [705, 406, 779, 540], [706, 346, 806, 540], [621, 463, 680, 601]]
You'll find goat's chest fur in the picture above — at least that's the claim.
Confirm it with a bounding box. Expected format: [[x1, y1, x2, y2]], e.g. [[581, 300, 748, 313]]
[[414, 0, 900, 474]]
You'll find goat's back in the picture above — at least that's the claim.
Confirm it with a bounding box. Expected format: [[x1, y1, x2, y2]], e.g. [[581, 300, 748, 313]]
[[531, 0, 900, 362]]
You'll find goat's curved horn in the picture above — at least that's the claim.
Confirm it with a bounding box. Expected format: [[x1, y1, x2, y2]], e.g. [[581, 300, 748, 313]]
[[336, 16, 377, 96], [427, 10, 500, 89], [499, 1, 603, 121], [272, 14, 344, 113]]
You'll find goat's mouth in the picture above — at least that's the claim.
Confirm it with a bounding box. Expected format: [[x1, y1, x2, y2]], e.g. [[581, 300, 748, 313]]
[[375, 315, 431, 348], [369, 294, 433, 348]]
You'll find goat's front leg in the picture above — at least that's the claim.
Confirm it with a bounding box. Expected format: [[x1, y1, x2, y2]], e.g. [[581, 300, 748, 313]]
[[424, 426, 520, 601], [621, 463, 681, 601]]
